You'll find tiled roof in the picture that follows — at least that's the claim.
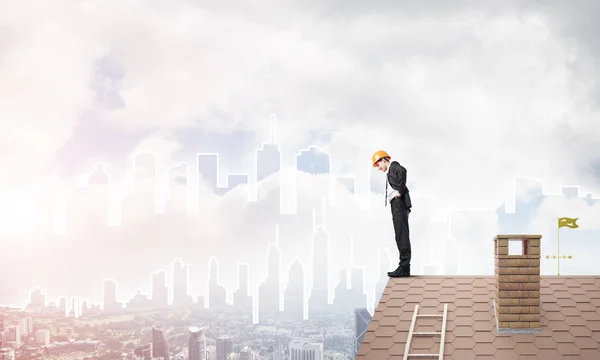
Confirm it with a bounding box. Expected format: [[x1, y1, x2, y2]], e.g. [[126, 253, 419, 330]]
[[357, 276, 600, 360]]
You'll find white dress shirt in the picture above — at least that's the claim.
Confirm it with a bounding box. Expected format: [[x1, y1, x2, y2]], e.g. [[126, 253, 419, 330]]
[[385, 166, 400, 204]]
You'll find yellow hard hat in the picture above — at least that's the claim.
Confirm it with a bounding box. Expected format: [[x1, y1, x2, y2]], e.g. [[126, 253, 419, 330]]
[[372, 150, 390, 167]]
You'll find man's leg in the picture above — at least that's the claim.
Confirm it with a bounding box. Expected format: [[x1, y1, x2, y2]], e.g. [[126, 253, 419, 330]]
[[397, 208, 411, 274], [391, 203, 411, 275], [388, 201, 409, 276]]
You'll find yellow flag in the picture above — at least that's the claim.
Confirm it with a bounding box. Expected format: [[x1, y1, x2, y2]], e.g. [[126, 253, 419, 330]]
[[558, 217, 579, 228]]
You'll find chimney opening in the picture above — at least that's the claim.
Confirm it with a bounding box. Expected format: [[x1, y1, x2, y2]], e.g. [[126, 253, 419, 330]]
[[508, 240, 525, 255]]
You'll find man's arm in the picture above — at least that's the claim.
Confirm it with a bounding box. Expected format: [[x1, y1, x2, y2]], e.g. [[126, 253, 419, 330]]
[[389, 163, 407, 195]]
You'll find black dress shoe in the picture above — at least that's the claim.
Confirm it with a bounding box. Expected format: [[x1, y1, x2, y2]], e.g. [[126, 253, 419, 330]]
[[387, 266, 401, 276], [388, 269, 403, 277], [390, 269, 410, 278]]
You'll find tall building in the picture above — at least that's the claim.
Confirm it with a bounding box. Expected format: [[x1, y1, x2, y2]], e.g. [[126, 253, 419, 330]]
[[59, 297, 67, 316], [255, 116, 281, 210], [216, 336, 233, 360], [29, 288, 46, 308], [284, 260, 304, 319], [4, 327, 20, 347], [226, 174, 249, 193], [349, 266, 367, 309], [308, 226, 329, 317], [0, 348, 14, 360], [333, 268, 350, 313], [152, 326, 170, 360], [233, 263, 252, 313], [188, 326, 206, 360], [256, 116, 281, 183], [152, 270, 169, 307], [198, 153, 219, 190], [208, 258, 227, 309], [102, 279, 119, 311], [353, 308, 372, 356], [239, 346, 253, 360], [77, 162, 110, 227], [35, 329, 50, 346], [0, 314, 4, 332], [121, 152, 157, 222], [165, 162, 188, 213], [172, 258, 192, 307], [134, 343, 152, 359], [258, 244, 281, 322], [296, 147, 331, 219], [289, 339, 323, 360]]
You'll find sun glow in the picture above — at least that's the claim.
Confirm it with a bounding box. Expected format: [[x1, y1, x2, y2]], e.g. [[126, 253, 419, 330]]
[[0, 190, 36, 235]]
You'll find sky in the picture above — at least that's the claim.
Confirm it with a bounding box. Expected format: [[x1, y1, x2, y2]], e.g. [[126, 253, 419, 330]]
[[1, 0, 600, 308]]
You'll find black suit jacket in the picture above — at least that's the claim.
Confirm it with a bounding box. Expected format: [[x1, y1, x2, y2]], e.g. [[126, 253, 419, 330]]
[[387, 161, 412, 210]]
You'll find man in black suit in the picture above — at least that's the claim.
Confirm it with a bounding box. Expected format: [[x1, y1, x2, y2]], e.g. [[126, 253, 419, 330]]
[[372, 150, 412, 277]]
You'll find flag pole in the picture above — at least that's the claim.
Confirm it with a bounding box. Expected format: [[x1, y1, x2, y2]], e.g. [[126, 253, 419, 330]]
[[557, 219, 560, 276]]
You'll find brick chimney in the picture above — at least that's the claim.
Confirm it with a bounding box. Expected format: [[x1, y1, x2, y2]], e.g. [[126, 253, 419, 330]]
[[493, 234, 542, 332]]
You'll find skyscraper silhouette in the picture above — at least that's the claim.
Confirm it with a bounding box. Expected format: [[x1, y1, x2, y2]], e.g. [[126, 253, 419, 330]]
[[349, 267, 367, 309], [197, 153, 219, 190], [296, 147, 332, 219], [216, 336, 234, 360], [284, 259, 304, 320], [233, 263, 252, 313], [208, 258, 227, 309], [102, 279, 119, 311], [28, 288, 46, 308], [151, 270, 169, 308], [308, 225, 329, 317], [289, 340, 323, 360], [152, 326, 170, 360], [122, 152, 157, 222], [226, 174, 249, 193], [259, 243, 281, 322], [354, 308, 372, 356], [333, 268, 351, 313], [188, 326, 206, 360], [255, 115, 281, 210], [256, 115, 281, 183], [165, 162, 188, 213], [67, 162, 111, 230], [172, 258, 192, 307]]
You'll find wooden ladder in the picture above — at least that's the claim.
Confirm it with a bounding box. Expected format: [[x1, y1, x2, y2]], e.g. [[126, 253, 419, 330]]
[[403, 304, 448, 360]]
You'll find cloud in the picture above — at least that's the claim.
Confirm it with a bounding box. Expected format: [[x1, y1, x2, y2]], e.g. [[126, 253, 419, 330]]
[[2, 0, 600, 307], [3, 1, 600, 198]]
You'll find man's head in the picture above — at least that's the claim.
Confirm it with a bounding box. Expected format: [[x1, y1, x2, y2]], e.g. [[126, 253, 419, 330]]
[[372, 150, 391, 172]]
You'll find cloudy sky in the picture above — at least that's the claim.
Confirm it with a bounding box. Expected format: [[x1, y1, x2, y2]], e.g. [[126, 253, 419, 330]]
[[1, 0, 600, 308]]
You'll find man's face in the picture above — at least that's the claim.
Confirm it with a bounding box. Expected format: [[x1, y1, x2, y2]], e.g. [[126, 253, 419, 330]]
[[376, 159, 388, 172]]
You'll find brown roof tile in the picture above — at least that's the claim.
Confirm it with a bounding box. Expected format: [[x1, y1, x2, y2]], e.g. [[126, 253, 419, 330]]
[[357, 276, 600, 359]]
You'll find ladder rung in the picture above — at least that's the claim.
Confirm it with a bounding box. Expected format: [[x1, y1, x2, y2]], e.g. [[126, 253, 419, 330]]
[[407, 354, 439, 357], [403, 304, 448, 360]]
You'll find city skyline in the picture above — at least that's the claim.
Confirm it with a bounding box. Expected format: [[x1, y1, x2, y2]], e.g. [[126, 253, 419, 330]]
[[7, 171, 600, 324], [1, 142, 598, 313]]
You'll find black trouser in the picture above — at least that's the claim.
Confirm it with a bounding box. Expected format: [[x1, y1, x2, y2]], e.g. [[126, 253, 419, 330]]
[[391, 197, 411, 271]]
